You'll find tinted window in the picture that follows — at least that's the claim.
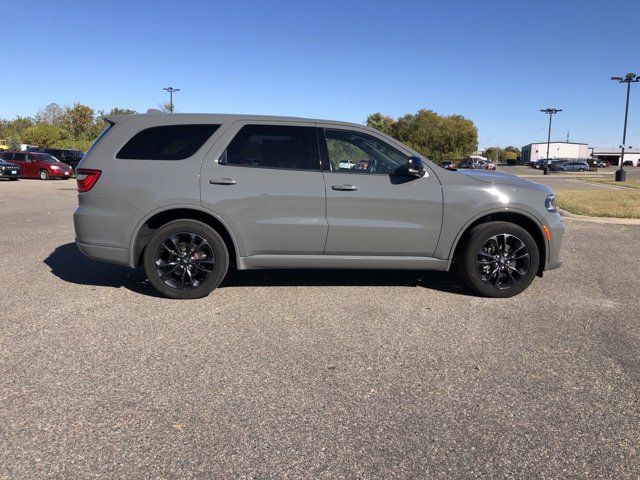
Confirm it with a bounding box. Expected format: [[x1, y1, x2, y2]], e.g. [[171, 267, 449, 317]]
[[13, 153, 26, 161], [224, 125, 319, 170], [117, 124, 219, 160], [323, 129, 408, 174]]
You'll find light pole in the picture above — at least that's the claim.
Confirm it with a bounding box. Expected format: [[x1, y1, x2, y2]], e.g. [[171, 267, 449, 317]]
[[540, 108, 562, 175], [611, 73, 639, 182], [163, 86, 180, 113]]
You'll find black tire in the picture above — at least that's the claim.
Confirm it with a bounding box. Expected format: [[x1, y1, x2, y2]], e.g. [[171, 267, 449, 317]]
[[579, 168, 585, 172], [9, 178, 18, 181], [143, 219, 229, 299], [456, 221, 540, 298], [39, 169, 49, 180]]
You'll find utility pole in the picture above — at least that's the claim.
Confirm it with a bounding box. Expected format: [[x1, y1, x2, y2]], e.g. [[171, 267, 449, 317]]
[[163, 86, 180, 113], [540, 108, 562, 175], [611, 73, 639, 182]]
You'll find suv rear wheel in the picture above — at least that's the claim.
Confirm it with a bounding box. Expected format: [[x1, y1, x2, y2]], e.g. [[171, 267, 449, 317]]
[[143, 219, 229, 299], [456, 221, 539, 298]]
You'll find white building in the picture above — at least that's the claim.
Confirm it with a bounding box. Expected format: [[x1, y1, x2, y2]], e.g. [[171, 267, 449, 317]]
[[591, 149, 640, 167], [521, 142, 590, 163]]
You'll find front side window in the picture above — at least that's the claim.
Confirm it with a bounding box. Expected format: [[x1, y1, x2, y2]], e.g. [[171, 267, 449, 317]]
[[323, 129, 408, 174], [223, 125, 319, 170], [117, 124, 219, 160], [13, 153, 26, 162]]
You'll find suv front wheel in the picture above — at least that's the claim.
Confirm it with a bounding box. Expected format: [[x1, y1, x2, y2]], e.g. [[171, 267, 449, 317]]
[[143, 219, 229, 299], [456, 221, 540, 298]]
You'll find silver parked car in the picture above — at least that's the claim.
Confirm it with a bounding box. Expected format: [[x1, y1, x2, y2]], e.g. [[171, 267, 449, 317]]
[[74, 113, 564, 299]]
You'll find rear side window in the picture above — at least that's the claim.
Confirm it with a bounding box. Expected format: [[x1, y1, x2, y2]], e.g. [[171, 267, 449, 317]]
[[117, 124, 219, 160], [223, 125, 319, 170]]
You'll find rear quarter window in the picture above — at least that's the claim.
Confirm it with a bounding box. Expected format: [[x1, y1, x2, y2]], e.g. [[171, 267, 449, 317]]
[[117, 124, 219, 160]]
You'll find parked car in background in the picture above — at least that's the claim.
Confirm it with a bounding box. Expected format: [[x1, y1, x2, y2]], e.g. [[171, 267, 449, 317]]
[[39, 148, 85, 170], [623, 160, 634, 167], [0, 157, 21, 180], [595, 160, 608, 168], [533, 159, 550, 169], [338, 160, 355, 169], [457, 159, 474, 169], [440, 161, 456, 170], [0, 152, 73, 179], [561, 161, 589, 172], [476, 160, 496, 171], [19, 144, 39, 152], [74, 113, 564, 300], [548, 160, 569, 171]]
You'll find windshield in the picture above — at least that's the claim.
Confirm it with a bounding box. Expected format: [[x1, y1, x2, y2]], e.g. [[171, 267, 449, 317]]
[[38, 154, 61, 163]]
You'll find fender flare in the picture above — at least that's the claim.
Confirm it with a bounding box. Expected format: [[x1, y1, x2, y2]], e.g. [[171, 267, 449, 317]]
[[445, 207, 548, 262], [127, 203, 243, 267]]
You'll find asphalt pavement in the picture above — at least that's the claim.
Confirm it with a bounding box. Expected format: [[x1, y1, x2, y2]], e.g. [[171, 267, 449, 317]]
[[1, 179, 639, 479]]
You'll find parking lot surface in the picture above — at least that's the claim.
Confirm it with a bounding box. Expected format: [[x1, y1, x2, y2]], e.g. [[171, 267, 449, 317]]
[[1, 179, 639, 478], [497, 164, 640, 191]]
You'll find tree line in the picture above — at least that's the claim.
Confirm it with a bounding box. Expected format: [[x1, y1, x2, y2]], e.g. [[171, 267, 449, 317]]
[[1, 103, 518, 162], [0, 103, 138, 152]]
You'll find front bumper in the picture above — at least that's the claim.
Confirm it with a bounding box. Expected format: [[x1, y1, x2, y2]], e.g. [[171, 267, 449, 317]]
[[51, 170, 72, 178], [0, 169, 21, 178], [544, 211, 565, 271]]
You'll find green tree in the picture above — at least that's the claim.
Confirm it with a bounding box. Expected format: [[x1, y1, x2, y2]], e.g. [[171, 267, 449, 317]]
[[388, 109, 478, 163], [64, 103, 95, 137], [35, 103, 66, 126], [366, 113, 395, 136], [21, 124, 69, 147]]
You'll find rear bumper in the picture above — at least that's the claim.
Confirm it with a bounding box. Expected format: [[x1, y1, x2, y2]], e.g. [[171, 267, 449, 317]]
[[76, 241, 130, 266]]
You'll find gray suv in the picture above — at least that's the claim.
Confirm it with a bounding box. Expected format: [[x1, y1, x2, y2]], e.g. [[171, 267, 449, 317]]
[[74, 113, 564, 299]]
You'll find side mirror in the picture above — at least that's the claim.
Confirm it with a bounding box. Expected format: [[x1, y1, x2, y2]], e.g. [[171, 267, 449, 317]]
[[406, 156, 426, 177]]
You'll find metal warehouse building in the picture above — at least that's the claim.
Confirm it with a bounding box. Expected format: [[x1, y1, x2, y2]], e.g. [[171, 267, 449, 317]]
[[591, 149, 640, 167], [521, 142, 590, 163]]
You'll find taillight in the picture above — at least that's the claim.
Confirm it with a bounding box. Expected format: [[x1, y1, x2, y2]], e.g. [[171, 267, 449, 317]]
[[76, 169, 101, 192]]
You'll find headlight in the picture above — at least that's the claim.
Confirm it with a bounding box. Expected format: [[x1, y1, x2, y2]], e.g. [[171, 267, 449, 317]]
[[545, 194, 556, 212], [50, 165, 60, 170]]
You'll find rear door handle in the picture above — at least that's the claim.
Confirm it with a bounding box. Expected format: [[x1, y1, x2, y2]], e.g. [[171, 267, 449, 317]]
[[331, 184, 358, 191], [210, 178, 236, 185]]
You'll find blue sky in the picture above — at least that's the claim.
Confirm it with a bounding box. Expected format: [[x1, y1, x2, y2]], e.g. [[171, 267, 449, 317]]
[[1, 0, 639, 148]]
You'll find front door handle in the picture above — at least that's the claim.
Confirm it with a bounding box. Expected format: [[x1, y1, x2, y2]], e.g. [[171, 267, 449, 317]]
[[331, 184, 358, 191], [210, 178, 237, 185]]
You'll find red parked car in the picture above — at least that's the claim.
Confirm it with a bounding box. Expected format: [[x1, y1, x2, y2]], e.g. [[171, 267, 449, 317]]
[[0, 152, 73, 180]]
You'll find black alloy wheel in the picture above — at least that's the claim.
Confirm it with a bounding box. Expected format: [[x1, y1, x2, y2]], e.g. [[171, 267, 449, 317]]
[[475, 233, 530, 291], [143, 219, 229, 299], [457, 221, 540, 298]]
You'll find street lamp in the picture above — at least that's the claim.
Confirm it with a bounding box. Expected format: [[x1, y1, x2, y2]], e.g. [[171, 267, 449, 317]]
[[611, 73, 639, 182], [163, 86, 180, 113], [540, 108, 562, 175]]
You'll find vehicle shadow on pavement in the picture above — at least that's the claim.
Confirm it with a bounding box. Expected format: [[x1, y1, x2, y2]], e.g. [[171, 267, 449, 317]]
[[222, 269, 475, 296], [45, 243, 475, 297], [44, 243, 161, 297]]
